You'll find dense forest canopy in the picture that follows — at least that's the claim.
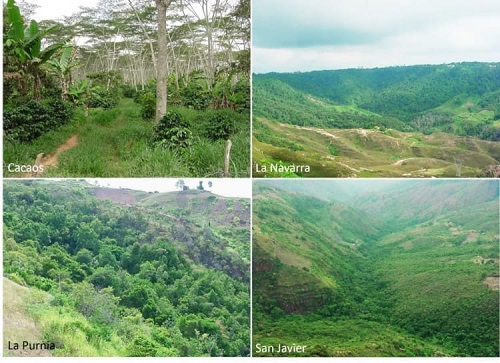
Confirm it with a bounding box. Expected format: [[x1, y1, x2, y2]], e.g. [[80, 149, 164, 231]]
[[253, 63, 500, 140], [3, 180, 250, 356]]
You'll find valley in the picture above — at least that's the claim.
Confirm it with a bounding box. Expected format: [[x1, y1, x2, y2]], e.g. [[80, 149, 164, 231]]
[[252, 180, 499, 357], [252, 63, 500, 177]]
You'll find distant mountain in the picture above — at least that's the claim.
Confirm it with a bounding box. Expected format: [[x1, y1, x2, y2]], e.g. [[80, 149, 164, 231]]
[[253, 180, 499, 357], [254, 62, 500, 139], [350, 179, 499, 228], [257, 179, 414, 202]]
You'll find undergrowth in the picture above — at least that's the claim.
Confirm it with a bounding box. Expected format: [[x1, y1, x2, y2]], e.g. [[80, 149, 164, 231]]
[[4, 98, 250, 177]]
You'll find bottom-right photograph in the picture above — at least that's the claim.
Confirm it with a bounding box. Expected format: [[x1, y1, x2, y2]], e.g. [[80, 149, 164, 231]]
[[252, 179, 499, 357]]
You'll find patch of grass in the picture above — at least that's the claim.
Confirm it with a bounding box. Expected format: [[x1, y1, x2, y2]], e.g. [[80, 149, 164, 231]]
[[252, 117, 499, 178], [253, 316, 455, 357], [4, 98, 250, 177]]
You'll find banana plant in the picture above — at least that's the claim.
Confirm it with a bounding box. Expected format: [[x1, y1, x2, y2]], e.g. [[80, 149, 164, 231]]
[[47, 46, 81, 101], [4, 0, 68, 100], [67, 79, 100, 117]]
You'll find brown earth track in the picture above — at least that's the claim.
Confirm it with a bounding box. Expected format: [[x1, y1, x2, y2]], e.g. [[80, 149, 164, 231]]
[[28, 135, 79, 177]]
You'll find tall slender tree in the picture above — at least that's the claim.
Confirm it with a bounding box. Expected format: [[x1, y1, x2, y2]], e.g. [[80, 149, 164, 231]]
[[155, 0, 174, 123]]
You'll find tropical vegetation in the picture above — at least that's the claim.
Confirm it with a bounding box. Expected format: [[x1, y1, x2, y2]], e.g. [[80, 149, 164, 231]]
[[4, 0, 250, 177], [253, 180, 499, 357], [3, 179, 250, 356]]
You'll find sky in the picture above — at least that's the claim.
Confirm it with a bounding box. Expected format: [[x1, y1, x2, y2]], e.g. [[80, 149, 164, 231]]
[[28, 0, 99, 21], [252, 0, 500, 73], [85, 178, 252, 198]]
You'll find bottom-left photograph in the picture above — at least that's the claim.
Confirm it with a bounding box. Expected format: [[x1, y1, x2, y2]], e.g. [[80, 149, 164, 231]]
[[3, 178, 251, 357]]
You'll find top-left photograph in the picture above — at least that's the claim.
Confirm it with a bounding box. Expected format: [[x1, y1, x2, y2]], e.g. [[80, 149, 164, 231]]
[[3, 0, 250, 178]]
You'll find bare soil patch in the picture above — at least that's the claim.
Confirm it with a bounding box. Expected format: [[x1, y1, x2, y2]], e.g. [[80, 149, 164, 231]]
[[30, 135, 79, 176], [463, 230, 479, 244], [483, 276, 499, 290], [41, 135, 78, 167], [92, 188, 138, 205]]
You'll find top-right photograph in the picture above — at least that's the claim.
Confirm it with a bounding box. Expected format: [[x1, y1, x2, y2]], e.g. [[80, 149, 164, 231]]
[[252, 0, 500, 178]]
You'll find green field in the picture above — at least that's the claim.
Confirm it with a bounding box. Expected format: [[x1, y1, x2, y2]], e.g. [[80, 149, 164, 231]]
[[253, 117, 500, 177]]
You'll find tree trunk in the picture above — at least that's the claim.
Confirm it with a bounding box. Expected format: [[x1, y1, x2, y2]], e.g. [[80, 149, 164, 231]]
[[155, 0, 173, 124]]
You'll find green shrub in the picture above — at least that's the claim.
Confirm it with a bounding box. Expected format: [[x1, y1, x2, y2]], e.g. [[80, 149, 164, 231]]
[[4, 98, 74, 142], [180, 74, 211, 110], [122, 84, 137, 98], [152, 111, 193, 149], [204, 109, 237, 141], [137, 92, 156, 120], [87, 86, 119, 109], [226, 77, 250, 111], [126, 334, 166, 357]]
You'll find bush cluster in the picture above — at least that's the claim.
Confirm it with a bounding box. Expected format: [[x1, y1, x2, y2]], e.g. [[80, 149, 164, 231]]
[[204, 109, 236, 141], [87, 86, 119, 109], [121, 84, 136, 98], [181, 83, 211, 110], [136, 92, 156, 120], [152, 111, 193, 149], [4, 98, 74, 142]]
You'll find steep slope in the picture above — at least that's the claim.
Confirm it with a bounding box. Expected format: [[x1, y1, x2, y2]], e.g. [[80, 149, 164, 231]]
[[91, 186, 251, 270], [252, 180, 499, 357], [254, 62, 500, 137], [3, 180, 250, 357], [257, 179, 413, 202], [253, 117, 500, 177], [253, 77, 407, 130], [3, 278, 52, 357], [369, 200, 499, 356], [253, 183, 379, 316], [350, 179, 499, 229]]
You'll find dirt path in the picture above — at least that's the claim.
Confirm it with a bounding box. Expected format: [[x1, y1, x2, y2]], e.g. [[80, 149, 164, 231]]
[[392, 157, 418, 166], [30, 135, 79, 177], [483, 276, 499, 290], [293, 125, 340, 139], [42, 135, 79, 167]]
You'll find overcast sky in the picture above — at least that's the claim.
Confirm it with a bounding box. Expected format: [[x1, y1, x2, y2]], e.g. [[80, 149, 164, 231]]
[[28, 0, 98, 21], [85, 178, 252, 198], [252, 0, 500, 73]]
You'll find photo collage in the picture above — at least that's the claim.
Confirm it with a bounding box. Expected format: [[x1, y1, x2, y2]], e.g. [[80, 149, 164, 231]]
[[2, 0, 499, 360]]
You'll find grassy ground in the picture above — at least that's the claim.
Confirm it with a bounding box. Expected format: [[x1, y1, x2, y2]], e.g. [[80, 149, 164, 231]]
[[4, 98, 250, 177], [3, 277, 126, 356], [253, 316, 454, 357], [253, 117, 500, 177], [3, 278, 52, 357]]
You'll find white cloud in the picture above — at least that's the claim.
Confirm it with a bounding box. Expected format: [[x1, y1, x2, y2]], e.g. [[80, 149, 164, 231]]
[[253, 0, 500, 72], [29, 0, 99, 21]]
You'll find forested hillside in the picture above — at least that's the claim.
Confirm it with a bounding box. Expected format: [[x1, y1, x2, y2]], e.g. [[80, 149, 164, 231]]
[[3, 180, 250, 356], [252, 63, 500, 177], [253, 180, 499, 357], [4, 0, 250, 177], [254, 63, 500, 139]]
